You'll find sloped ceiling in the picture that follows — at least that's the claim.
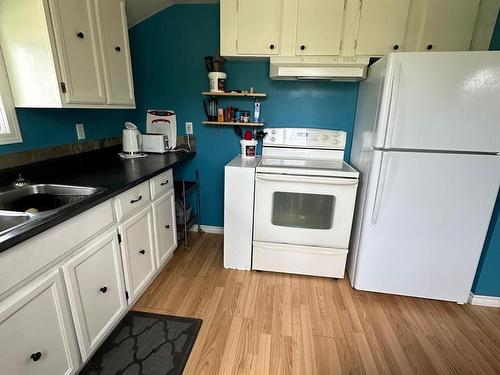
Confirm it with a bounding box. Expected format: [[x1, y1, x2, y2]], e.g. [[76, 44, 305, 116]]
[[126, 0, 218, 28]]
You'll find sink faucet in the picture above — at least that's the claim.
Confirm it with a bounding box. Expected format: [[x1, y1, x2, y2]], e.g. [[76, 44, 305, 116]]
[[13, 173, 30, 187]]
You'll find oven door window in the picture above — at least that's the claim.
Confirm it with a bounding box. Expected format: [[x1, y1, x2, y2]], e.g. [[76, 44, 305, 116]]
[[271, 192, 335, 230]]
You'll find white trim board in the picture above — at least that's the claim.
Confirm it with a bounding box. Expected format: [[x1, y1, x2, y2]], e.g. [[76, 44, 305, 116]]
[[469, 293, 500, 307], [190, 225, 224, 234]]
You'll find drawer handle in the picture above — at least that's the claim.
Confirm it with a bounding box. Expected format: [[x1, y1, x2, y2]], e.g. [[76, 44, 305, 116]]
[[139, 249, 146, 255], [160, 180, 169, 186], [100, 286, 108, 293], [30, 352, 42, 362], [130, 195, 143, 204], [115, 46, 121, 52], [165, 225, 170, 229], [76, 31, 85, 39]]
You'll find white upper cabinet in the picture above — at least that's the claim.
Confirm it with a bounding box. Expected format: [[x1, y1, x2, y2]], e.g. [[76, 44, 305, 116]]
[[221, 0, 492, 58], [49, 0, 106, 105], [236, 0, 283, 55], [296, 0, 345, 55], [0, 0, 135, 108], [406, 0, 481, 52], [354, 0, 411, 56], [94, 0, 135, 106]]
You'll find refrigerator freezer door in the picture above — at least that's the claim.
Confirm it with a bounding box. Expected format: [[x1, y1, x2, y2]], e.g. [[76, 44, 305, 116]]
[[350, 150, 500, 303], [373, 52, 500, 153]]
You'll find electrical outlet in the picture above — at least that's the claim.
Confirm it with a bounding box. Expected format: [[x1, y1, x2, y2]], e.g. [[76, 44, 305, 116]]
[[75, 123, 85, 140], [185, 122, 193, 135]]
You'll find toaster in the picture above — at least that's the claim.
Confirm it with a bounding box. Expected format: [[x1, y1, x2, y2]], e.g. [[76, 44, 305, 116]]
[[142, 134, 170, 153]]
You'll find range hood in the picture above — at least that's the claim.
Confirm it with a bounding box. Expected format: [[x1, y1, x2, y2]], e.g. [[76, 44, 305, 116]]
[[270, 56, 370, 82]]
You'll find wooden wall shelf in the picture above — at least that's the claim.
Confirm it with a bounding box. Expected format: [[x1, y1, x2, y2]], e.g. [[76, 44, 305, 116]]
[[202, 121, 264, 127], [202, 91, 267, 98]]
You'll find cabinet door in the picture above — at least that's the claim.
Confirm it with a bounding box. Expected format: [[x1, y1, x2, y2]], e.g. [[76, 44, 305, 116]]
[[355, 0, 410, 56], [0, 269, 80, 375], [237, 0, 283, 55], [419, 0, 480, 51], [296, 0, 345, 55], [62, 229, 127, 361], [152, 190, 177, 268], [94, 0, 135, 106], [49, 0, 106, 104], [118, 206, 156, 303]]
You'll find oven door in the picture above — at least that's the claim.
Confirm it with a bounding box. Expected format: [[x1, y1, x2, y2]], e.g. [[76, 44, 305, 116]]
[[254, 173, 358, 248]]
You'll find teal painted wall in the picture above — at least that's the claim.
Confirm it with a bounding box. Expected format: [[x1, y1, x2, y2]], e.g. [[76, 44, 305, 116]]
[[0, 108, 136, 154], [128, 4, 359, 228], [471, 12, 500, 297]]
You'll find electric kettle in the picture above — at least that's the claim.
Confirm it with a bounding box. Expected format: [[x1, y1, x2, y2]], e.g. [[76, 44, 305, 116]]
[[122, 122, 142, 154]]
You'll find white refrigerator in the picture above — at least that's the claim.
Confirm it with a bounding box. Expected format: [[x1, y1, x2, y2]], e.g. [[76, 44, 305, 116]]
[[347, 52, 500, 303]]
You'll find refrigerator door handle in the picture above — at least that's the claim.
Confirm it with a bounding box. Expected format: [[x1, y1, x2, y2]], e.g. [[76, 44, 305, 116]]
[[383, 61, 402, 148], [371, 152, 389, 225]]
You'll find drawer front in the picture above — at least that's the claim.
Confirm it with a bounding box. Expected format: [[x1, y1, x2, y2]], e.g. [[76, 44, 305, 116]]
[[62, 229, 127, 360], [150, 169, 173, 200], [0, 201, 115, 297], [252, 241, 348, 278], [152, 190, 177, 268], [118, 206, 156, 303], [0, 269, 80, 375], [114, 181, 151, 221]]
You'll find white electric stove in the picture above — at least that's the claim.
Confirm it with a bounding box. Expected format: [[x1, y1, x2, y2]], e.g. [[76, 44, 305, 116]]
[[253, 128, 359, 278]]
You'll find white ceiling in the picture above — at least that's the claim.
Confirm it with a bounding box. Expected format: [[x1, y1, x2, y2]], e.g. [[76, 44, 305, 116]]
[[126, 0, 218, 28]]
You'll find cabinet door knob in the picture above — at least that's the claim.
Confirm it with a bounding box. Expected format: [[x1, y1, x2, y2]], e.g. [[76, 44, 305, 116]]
[[30, 352, 42, 362], [165, 224, 170, 229], [427, 44, 433, 50], [393, 44, 399, 50], [76, 32, 85, 39], [269, 44, 275, 50], [130, 195, 142, 204], [100, 286, 108, 293], [115, 46, 121, 52], [139, 249, 146, 255], [300, 45, 306, 51], [160, 180, 169, 186]]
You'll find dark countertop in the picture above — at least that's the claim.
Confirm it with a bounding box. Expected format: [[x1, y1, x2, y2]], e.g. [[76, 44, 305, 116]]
[[0, 146, 195, 253]]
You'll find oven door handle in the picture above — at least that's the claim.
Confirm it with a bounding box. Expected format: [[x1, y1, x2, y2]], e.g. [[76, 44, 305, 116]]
[[256, 174, 358, 186]]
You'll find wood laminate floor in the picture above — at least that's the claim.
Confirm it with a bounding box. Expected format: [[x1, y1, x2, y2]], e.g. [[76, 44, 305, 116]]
[[133, 233, 500, 375]]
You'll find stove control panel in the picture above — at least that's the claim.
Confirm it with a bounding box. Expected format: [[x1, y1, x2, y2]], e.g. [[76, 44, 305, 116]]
[[264, 128, 346, 149]]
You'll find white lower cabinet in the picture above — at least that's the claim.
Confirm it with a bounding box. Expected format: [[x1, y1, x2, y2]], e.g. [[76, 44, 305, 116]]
[[152, 190, 177, 268], [61, 229, 127, 361], [0, 269, 80, 375], [118, 206, 156, 303]]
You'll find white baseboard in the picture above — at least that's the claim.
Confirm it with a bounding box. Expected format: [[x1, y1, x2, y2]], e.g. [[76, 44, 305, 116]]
[[190, 225, 224, 234], [469, 292, 500, 307]]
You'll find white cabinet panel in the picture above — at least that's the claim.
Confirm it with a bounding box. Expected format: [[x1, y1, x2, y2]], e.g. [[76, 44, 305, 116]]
[[152, 190, 177, 268], [355, 0, 410, 56], [62, 229, 127, 361], [0, 269, 80, 375], [49, 0, 106, 104], [419, 0, 480, 51], [118, 206, 156, 303], [237, 0, 283, 55], [296, 0, 345, 55], [150, 169, 174, 200], [94, 0, 135, 105]]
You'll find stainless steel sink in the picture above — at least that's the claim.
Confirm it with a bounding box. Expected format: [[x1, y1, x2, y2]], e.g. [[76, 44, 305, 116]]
[[0, 183, 104, 236], [0, 211, 34, 236], [0, 184, 102, 213]]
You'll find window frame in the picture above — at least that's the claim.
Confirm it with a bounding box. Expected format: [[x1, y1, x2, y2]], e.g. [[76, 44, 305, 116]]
[[0, 46, 22, 145]]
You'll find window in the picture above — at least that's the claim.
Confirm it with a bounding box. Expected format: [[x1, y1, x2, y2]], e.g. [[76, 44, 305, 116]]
[[0, 47, 22, 145]]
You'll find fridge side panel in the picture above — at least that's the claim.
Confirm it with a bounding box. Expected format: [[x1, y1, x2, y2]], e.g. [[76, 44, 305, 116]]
[[352, 151, 500, 303], [347, 149, 381, 285], [387, 51, 500, 152], [351, 55, 390, 159]]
